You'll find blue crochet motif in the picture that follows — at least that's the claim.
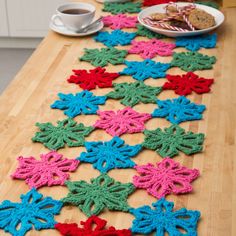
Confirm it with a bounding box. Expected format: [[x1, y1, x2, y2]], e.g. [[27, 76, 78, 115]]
[[120, 59, 170, 81], [130, 198, 201, 236], [176, 33, 217, 51], [78, 136, 142, 173], [51, 91, 107, 118], [0, 188, 62, 236], [152, 96, 206, 124], [94, 30, 136, 47]]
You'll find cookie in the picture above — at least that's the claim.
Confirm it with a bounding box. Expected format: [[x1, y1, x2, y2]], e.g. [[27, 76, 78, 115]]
[[170, 20, 192, 31], [151, 13, 167, 21], [188, 9, 215, 30], [166, 5, 184, 22]]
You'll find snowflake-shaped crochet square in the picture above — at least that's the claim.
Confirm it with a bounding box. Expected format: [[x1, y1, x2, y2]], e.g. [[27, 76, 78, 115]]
[[152, 96, 206, 124], [62, 174, 135, 216], [120, 59, 170, 81], [67, 67, 119, 91], [93, 107, 151, 136], [32, 118, 94, 150], [163, 72, 214, 95], [196, 1, 219, 9], [103, 14, 138, 30], [11, 151, 79, 189], [80, 47, 127, 67], [133, 158, 200, 199], [176, 33, 217, 51], [55, 216, 132, 236], [143, 0, 176, 6], [129, 39, 176, 59], [171, 51, 216, 72], [107, 81, 162, 107], [130, 198, 200, 235], [0, 188, 62, 236], [142, 124, 205, 158], [103, 2, 141, 14], [94, 30, 136, 47], [136, 25, 166, 39], [78, 137, 142, 173], [51, 91, 107, 118]]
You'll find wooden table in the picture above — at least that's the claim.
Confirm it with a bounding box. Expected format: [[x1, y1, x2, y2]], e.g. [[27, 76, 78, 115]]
[[0, 1, 235, 235]]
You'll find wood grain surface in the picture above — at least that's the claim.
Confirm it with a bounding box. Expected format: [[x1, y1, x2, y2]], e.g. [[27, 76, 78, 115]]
[[0, 1, 235, 235]]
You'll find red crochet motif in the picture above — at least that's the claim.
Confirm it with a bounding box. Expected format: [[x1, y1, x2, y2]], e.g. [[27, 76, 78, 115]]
[[67, 67, 119, 90], [163, 72, 214, 95], [55, 216, 132, 236], [143, 0, 177, 6]]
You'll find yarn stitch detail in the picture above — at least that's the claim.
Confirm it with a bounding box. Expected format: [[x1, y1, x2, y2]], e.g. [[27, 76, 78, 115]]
[[0, 188, 62, 236], [51, 91, 107, 118], [130, 198, 201, 235], [62, 174, 135, 217], [103, 2, 141, 14], [120, 59, 170, 81], [143, 0, 176, 7], [136, 25, 166, 39], [93, 107, 151, 136], [142, 124, 205, 158], [78, 136, 142, 173], [32, 118, 94, 150], [152, 96, 206, 124], [133, 158, 200, 199], [196, 1, 219, 9]]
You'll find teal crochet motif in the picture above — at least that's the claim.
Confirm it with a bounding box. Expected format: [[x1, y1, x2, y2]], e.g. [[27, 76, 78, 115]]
[[94, 30, 136, 47], [51, 91, 107, 118], [152, 96, 206, 124], [120, 59, 170, 81], [78, 136, 142, 173], [0, 188, 62, 236], [130, 198, 201, 236]]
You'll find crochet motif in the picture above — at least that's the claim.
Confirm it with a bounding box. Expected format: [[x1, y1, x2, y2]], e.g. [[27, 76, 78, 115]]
[[103, 2, 141, 14], [196, 1, 219, 9], [80, 47, 127, 67], [78, 137, 142, 173], [11, 151, 79, 189], [136, 25, 166, 39], [94, 30, 136, 47], [152, 96, 206, 124], [62, 174, 135, 217], [51, 91, 107, 118], [163, 72, 214, 95], [67, 67, 119, 91], [32, 118, 94, 150], [171, 51, 216, 72], [142, 124, 205, 158], [93, 107, 151, 136], [120, 59, 170, 81], [143, 0, 176, 7], [130, 198, 201, 235], [129, 39, 176, 59], [106, 81, 162, 107], [176, 33, 217, 51], [133, 158, 200, 199], [0, 188, 62, 236], [103, 14, 138, 30], [55, 216, 132, 236]]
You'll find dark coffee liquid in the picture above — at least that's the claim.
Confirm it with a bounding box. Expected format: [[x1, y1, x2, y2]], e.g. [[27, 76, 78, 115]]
[[62, 9, 90, 15]]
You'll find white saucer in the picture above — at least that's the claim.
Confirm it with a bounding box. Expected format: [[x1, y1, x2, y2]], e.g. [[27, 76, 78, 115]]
[[49, 20, 104, 37]]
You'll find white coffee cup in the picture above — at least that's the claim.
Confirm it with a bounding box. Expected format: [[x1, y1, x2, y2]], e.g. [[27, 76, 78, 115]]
[[51, 3, 95, 31]]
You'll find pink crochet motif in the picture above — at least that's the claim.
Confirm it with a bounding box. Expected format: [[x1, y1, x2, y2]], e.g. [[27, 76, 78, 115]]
[[103, 14, 138, 30], [128, 39, 176, 59], [93, 107, 151, 137], [11, 151, 79, 189], [133, 158, 200, 199]]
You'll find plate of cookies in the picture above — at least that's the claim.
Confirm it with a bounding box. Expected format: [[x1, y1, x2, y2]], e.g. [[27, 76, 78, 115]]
[[138, 2, 224, 37]]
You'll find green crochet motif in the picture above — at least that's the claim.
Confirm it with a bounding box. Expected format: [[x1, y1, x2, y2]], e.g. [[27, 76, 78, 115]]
[[196, 1, 219, 9], [32, 118, 94, 150], [106, 81, 162, 107], [171, 51, 216, 72], [80, 47, 127, 67], [103, 2, 141, 14], [136, 25, 166, 39], [142, 124, 205, 158], [62, 174, 135, 216]]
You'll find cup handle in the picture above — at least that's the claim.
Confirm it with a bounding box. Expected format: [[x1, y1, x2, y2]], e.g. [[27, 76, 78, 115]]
[[51, 14, 64, 27]]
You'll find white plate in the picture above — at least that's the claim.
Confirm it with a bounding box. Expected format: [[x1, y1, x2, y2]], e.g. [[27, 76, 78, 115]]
[[138, 2, 224, 37], [96, 0, 131, 3], [49, 20, 104, 37]]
